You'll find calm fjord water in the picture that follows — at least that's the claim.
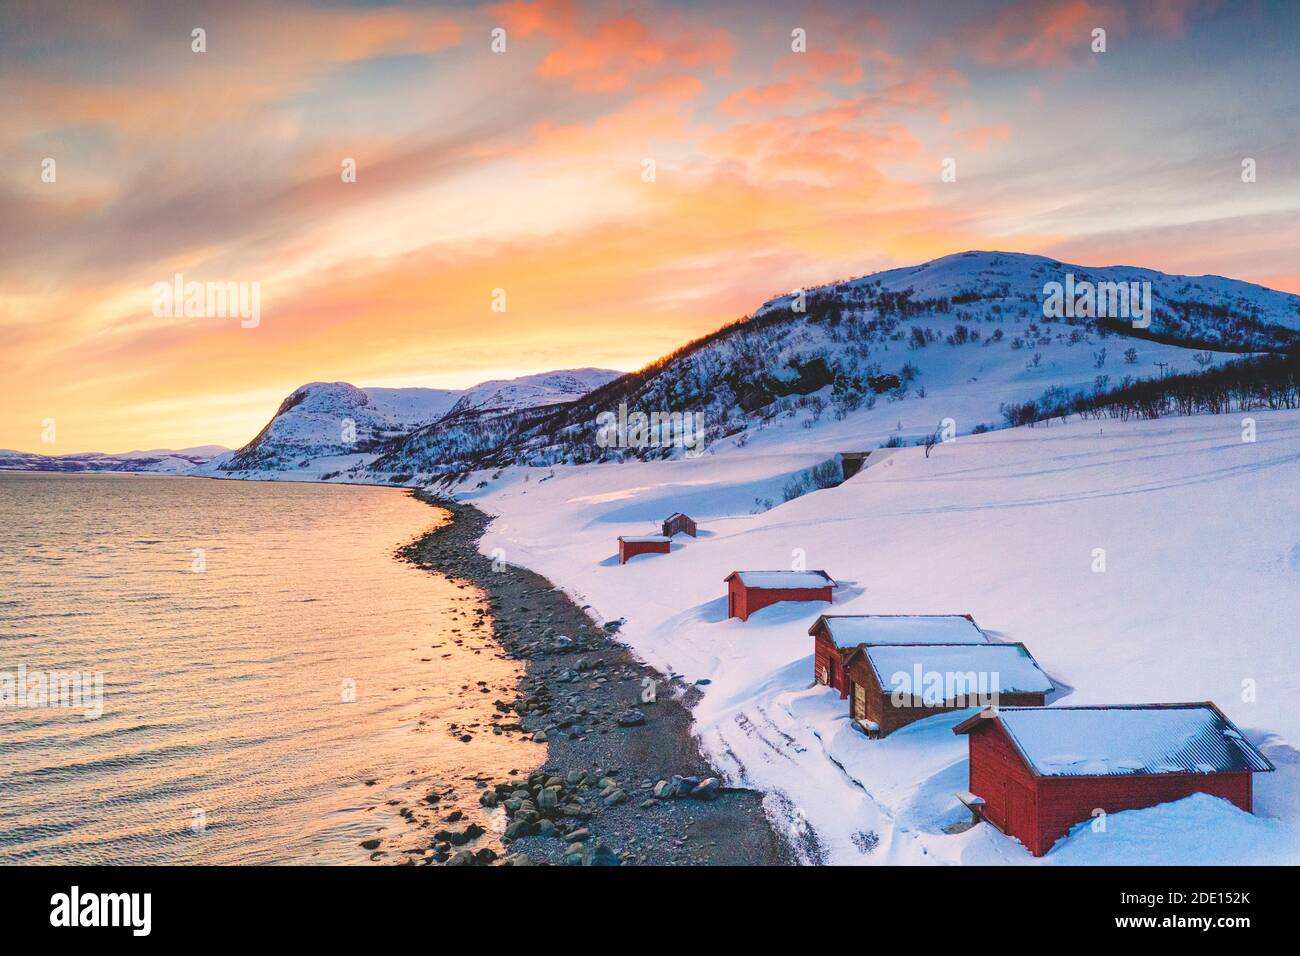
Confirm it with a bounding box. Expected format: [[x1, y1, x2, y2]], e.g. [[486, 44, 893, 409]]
[[0, 473, 527, 864]]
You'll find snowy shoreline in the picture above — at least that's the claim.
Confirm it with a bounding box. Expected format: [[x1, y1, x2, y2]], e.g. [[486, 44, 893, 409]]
[[454, 409, 1300, 864], [398, 493, 793, 865]]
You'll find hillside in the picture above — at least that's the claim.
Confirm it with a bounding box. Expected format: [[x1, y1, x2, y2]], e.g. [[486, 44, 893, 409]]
[[763, 250, 1300, 341], [367, 369, 620, 478], [446, 369, 619, 417], [404, 251, 1300, 476]]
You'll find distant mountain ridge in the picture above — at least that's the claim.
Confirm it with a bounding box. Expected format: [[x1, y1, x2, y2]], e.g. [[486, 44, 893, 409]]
[[204, 368, 621, 479], [0, 446, 228, 474]]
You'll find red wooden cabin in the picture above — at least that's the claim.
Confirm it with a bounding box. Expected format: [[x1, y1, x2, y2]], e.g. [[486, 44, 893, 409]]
[[953, 702, 1274, 856], [844, 642, 1052, 737], [618, 535, 670, 564], [809, 614, 987, 697], [725, 570, 834, 621], [661, 512, 697, 538]]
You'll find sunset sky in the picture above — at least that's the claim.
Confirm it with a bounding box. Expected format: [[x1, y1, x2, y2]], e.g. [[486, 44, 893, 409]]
[[2, 0, 1297, 453]]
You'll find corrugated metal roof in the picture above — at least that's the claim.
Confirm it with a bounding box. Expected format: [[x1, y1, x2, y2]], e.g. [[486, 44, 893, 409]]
[[987, 704, 1273, 777]]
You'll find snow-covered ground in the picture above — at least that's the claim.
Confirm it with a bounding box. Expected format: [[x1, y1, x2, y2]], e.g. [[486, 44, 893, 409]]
[[458, 408, 1300, 864]]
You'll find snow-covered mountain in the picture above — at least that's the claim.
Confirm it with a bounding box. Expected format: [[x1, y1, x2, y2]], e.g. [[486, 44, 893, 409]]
[[0, 446, 228, 474], [761, 250, 1300, 341], [206, 382, 463, 476], [417, 251, 1300, 475], [366, 368, 622, 479], [207, 369, 620, 480]]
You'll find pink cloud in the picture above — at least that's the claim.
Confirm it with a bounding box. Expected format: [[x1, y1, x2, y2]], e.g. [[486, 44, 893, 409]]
[[493, 0, 734, 94], [951, 0, 1128, 68]]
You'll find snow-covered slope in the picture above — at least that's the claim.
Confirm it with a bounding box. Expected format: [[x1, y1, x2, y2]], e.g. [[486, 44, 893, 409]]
[[455, 408, 1300, 864], [363, 369, 622, 479], [763, 250, 1300, 339], [447, 369, 619, 416]]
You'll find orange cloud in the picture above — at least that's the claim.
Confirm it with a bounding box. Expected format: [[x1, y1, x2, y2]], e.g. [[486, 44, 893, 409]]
[[719, 82, 824, 117], [493, 0, 573, 38], [636, 73, 706, 102], [720, 24, 895, 119], [494, 0, 734, 93], [778, 45, 868, 86]]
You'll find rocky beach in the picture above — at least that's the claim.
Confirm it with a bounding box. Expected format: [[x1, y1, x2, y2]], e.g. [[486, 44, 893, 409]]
[[390, 493, 792, 866]]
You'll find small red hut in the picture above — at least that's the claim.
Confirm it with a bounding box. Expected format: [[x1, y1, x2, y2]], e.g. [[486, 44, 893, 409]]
[[843, 642, 1052, 737], [618, 535, 670, 565], [661, 512, 697, 538], [725, 570, 834, 621], [953, 702, 1274, 857], [809, 614, 988, 697]]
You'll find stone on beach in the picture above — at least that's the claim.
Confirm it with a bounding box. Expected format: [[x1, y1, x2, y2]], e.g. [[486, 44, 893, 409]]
[[617, 709, 647, 727]]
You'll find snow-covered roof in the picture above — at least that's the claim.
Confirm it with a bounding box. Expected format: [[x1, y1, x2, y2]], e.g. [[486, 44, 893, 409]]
[[619, 535, 669, 543], [810, 614, 987, 649], [955, 704, 1274, 777], [862, 643, 1054, 696], [726, 570, 834, 589], [664, 512, 692, 521]]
